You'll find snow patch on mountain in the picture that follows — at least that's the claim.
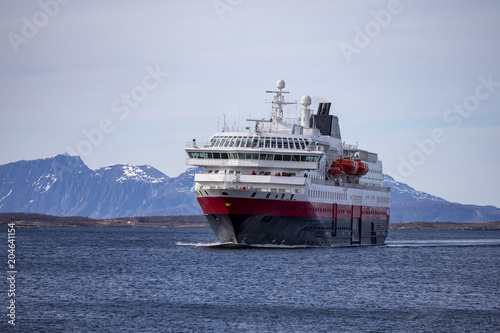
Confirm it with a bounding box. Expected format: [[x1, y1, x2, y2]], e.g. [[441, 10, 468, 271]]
[[383, 174, 447, 203], [33, 174, 57, 193], [97, 164, 169, 184], [0, 189, 12, 202]]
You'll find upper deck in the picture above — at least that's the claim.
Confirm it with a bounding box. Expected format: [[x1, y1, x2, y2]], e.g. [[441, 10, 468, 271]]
[[185, 80, 386, 188]]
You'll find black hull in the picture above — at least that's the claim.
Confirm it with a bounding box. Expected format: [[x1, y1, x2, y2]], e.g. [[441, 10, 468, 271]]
[[205, 213, 388, 247]]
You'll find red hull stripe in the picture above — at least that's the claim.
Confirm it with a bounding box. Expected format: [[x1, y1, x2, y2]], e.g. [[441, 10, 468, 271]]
[[197, 196, 389, 220]]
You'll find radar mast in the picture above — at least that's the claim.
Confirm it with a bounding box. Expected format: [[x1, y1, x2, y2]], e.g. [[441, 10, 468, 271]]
[[266, 79, 296, 120]]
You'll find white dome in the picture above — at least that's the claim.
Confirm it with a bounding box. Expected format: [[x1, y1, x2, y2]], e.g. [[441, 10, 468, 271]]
[[301, 95, 311, 106], [276, 79, 285, 89]]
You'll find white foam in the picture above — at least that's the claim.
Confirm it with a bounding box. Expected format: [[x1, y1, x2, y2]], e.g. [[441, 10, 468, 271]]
[[176, 241, 228, 247], [249, 243, 314, 249], [176, 241, 320, 249]]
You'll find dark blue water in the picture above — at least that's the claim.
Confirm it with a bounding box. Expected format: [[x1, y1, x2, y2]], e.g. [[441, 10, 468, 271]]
[[4, 227, 500, 332]]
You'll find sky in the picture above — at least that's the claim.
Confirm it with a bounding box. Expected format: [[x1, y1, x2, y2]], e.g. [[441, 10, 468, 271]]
[[1, 0, 499, 207]]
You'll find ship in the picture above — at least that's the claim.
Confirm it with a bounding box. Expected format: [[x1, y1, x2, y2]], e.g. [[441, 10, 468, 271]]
[[185, 80, 390, 246]]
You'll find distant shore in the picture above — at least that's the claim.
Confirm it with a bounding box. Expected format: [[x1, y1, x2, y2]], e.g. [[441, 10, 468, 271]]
[[0, 213, 208, 228], [389, 221, 500, 230], [1, 213, 499, 230]]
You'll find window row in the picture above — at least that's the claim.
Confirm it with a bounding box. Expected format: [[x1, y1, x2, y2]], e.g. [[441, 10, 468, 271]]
[[308, 190, 347, 201], [210, 136, 309, 150], [376, 197, 390, 204], [188, 151, 320, 162]]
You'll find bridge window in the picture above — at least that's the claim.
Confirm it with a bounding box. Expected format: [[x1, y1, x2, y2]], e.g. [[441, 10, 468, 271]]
[[299, 139, 306, 149], [283, 139, 288, 149], [258, 138, 265, 148], [247, 137, 255, 147], [293, 138, 300, 149], [252, 137, 258, 147]]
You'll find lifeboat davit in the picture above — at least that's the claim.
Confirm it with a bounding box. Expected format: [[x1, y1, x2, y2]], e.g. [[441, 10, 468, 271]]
[[338, 157, 358, 175], [354, 159, 369, 176]]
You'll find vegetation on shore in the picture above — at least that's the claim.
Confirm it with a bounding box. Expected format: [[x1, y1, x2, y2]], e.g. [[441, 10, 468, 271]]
[[0, 213, 208, 228]]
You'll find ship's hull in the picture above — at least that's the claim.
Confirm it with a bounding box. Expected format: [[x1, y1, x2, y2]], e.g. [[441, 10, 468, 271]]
[[197, 189, 389, 246], [204, 213, 388, 246]]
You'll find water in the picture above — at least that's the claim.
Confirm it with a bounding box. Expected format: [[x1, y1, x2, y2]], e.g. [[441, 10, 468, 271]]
[[4, 227, 500, 332]]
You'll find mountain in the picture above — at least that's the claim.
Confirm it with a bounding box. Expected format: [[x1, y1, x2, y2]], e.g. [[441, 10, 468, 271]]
[[0, 154, 203, 218], [382, 175, 500, 222], [1, 154, 499, 222], [382, 175, 447, 203]]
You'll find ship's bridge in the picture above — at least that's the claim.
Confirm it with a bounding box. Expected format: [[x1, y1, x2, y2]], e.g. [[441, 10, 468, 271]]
[[185, 135, 323, 171]]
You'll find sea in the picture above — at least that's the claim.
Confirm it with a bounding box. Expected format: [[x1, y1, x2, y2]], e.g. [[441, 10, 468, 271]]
[[4, 226, 500, 332]]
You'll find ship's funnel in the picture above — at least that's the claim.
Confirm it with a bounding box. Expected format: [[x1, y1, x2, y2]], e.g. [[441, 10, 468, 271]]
[[311, 102, 341, 139], [317, 102, 331, 115]]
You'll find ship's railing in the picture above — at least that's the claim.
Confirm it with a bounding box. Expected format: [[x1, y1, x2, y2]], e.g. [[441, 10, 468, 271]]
[[185, 158, 319, 170], [194, 173, 306, 186], [186, 141, 211, 148], [342, 142, 358, 150], [307, 145, 324, 152]]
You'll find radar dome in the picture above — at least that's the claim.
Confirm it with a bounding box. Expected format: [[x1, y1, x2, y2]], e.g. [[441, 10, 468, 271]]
[[301, 95, 311, 106], [276, 80, 285, 89]]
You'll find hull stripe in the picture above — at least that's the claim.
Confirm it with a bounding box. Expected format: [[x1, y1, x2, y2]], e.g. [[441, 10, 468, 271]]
[[197, 196, 389, 220]]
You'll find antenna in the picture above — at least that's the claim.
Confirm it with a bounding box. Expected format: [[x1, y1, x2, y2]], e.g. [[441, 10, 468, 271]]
[[265, 79, 296, 120], [222, 113, 229, 132]]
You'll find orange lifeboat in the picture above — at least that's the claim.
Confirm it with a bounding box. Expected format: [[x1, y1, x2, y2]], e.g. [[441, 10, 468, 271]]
[[328, 166, 344, 177], [338, 157, 358, 175], [354, 159, 369, 176]]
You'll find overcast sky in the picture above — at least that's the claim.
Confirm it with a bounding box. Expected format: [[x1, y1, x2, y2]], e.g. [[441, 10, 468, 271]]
[[1, 0, 499, 207]]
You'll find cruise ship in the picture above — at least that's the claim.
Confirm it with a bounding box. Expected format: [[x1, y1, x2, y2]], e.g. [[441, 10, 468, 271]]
[[185, 80, 390, 246]]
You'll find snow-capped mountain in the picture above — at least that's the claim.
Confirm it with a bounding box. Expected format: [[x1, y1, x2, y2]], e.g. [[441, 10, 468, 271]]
[[382, 175, 447, 203], [382, 175, 500, 222], [0, 154, 202, 218], [0, 154, 499, 222]]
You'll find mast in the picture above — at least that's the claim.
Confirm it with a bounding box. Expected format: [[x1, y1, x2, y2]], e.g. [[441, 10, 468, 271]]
[[265, 79, 296, 121]]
